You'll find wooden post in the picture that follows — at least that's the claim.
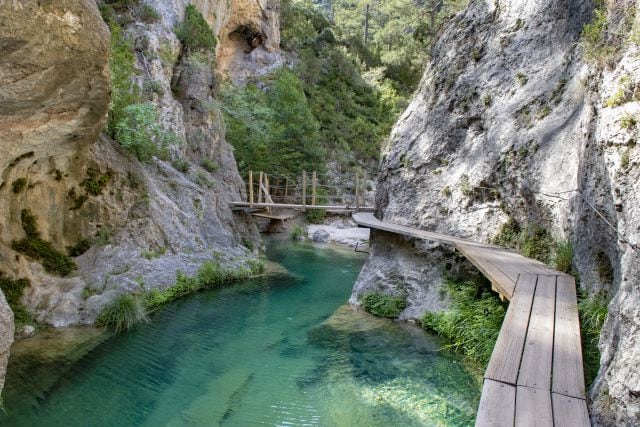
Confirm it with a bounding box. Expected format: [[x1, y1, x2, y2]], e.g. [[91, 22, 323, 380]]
[[312, 171, 317, 206], [284, 177, 289, 204], [355, 171, 360, 211], [249, 170, 254, 207], [265, 174, 270, 213], [362, 170, 367, 207], [302, 171, 307, 211], [258, 171, 263, 204]]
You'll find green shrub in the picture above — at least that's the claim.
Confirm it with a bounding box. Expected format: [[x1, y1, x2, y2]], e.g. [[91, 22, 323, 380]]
[[95, 228, 112, 246], [172, 159, 190, 173], [578, 292, 609, 386], [516, 72, 528, 86], [96, 294, 148, 332], [290, 225, 306, 240], [619, 113, 637, 129], [554, 239, 574, 274], [141, 247, 166, 260], [195, 171, 213, 188], [305, 209, 326, 224], [0, 273, 33, 327], [11, 210, 77, 277], [241, 237, 255, 252], [82, 169, 111, 196], [200, 159, 218, 173], [106, 23, 140, 136], [115, 103, 177, 162], [361, 293, 407, 318], [143, 80, 164, 98], [11, 178, 27, 194], [67, 239, 92, 257], [492, 218, 554, 264], [421, 278, 506, 368], [137, 4, 160, 23], [581, 8, 617, 66], [175, 5, 217, 53]]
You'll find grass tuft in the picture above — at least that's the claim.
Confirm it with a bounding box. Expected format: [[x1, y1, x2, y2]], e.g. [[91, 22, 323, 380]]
[[0, 273, 34, 327], [421, 278, 506, 368], [95, 294, 148, 333], [578, 291, 609, 387], [554, 239, 574, 274]]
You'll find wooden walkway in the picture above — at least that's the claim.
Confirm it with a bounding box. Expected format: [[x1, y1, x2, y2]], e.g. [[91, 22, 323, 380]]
[[352, 213, 590, 427]]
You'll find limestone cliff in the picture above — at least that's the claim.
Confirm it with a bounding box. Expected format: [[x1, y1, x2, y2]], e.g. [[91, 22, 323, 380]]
[[352, 0, 639, 423], [0, 0, 280, 398]]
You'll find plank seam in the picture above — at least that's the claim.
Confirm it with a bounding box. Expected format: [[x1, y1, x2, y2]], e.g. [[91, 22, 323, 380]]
[[551, 275, 558, 426], [514, 274, 538, 387]]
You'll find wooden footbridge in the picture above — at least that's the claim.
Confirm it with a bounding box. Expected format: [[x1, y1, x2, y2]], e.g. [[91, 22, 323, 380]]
[[353, 213, 590, 427], [230, 170, 375, 218]]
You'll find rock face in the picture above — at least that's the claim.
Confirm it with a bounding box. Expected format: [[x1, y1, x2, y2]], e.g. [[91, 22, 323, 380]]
[[0, 0, 279, 397], [352, 0, 640, 423], [0, 291, 13, 401]]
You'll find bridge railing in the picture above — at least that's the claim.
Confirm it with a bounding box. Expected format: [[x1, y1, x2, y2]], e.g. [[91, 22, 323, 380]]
[[245, 170, 371, 209]]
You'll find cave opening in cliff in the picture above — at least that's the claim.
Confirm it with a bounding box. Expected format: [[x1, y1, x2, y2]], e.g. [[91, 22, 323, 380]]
[[230, 25, 264, 52]]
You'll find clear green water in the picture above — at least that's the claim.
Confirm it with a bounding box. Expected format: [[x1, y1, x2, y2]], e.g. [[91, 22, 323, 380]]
[[1, 239, 480, 426]]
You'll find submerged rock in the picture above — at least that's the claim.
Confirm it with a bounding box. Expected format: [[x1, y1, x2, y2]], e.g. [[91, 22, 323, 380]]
[[14, 326, 35, 340]]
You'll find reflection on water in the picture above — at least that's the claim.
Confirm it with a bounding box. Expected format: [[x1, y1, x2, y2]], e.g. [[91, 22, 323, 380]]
[[1, 238, 479, 426]]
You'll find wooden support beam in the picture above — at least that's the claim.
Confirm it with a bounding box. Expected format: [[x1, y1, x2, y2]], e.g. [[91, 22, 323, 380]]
[[265, 174, 270, 214], [258, 171, 263, 204], [302, 170, 307, 211], [362, 170, 367, 207], [249, 170, 254, 207], [312, 171, 317, 206]]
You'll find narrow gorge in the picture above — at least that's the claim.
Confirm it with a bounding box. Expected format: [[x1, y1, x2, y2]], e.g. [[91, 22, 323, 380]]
[[0, 0, 638, 425]]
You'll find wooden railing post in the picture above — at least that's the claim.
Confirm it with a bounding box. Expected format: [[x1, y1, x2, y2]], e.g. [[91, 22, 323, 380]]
[[284, 177, 289, 204], [312, 171, 317, 206], [362, 170, 367, 207], [265, 174, 270, 214], [258, 171, 263, 204], [355, 171, 360, 211], [302, 170, 307, 211], [249, 170, 254, 207]]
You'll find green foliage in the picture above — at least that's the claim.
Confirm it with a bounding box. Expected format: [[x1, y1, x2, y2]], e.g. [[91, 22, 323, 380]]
[[620, 148, 631, 169], [143, 259, 262, 311], [604, 75, 634, 107], [106, 23, 140, 136], [143, 80, 165, 98], [11, 210, 77, 277], [421, 278, 506, 368], [67, 239, 92, 257], [96, 294, 148, 332], [95, 228, 112, 246], [305, 209, 326, 224], [554, 239, 574, 274], [141, 247, 166, 260], [115, 103, 176, 162], [361, 293, 407, 318], [516, 72, 528, 86], [290, 224, 306, 240], [195, 171, 213, 188], [594, 251, 614, 284], [172, 159, 190, 173], [578, 291, 609, 386], [619, 113, 637, 129], [200, 159, 218, 173], [220, 69, 325, 176], [175, 5, 217, 53], [82, 169, 111, 196], [242, 237, 255, 252], [0, 273, 33, 327], [137, 4, 160, 23], [11, 178, 27, 194], [492, 218, 555, 264]]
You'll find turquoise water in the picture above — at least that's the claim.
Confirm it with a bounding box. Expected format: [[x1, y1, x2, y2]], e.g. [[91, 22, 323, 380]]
[[1, 239, 480, 426]]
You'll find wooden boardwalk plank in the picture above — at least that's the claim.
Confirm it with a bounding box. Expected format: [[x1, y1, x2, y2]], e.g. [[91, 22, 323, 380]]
[[552, 393, 590, 427], [475, 379, 516, 427], [553, 276, 586, 398], [485, 275, 537, 384], [515, 386, 553, 427], [517, 275, 556, 391], [455, 243, 517, 299]]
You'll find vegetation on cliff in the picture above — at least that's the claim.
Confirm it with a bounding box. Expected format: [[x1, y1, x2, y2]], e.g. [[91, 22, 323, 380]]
[[421, 278, 506, 369]]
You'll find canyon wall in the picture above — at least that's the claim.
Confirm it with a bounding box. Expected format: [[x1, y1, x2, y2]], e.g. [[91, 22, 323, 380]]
[[0, 0, 282, 397], [352, 0, 640, 423]]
